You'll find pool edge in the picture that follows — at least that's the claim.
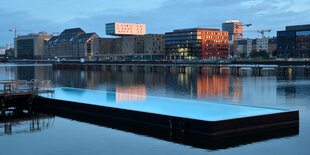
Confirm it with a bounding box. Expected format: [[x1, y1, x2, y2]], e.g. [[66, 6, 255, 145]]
[[34, 97, 299, 137]]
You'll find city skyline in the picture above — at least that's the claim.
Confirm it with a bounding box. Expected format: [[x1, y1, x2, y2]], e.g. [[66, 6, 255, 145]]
[[1, 0, 310, 46]]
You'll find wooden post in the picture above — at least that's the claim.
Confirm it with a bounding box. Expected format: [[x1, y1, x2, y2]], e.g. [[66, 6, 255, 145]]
[[1, 98, 4, 109]]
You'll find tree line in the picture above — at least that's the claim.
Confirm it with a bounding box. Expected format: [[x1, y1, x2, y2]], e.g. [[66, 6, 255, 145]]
[[239, 50, 277, 59]]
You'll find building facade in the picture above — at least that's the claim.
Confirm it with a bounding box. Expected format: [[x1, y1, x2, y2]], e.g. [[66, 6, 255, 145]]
[[122, 35, 145, 56], [268, 38, 277, 55], [144, 34, 165, 59], [0, 47, 5, 61], [94, 38, 122, 60], [106, 23, 146, 36], [14, 32, 52, 59], [246, 39, 254, 54], [256, 37, 269, 52], [233, 37, 276, 57], [237, 40, 247, 55], [277, 24, 310, 59], [44, 28, 99, 60], [95, 34, 165, 60], [165, 28, 229, 60]]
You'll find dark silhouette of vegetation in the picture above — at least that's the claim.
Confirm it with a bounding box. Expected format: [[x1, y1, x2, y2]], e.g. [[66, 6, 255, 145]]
[[240, 52, 247, 58], [249, 50, 270, 59], [260, 50, 270, 59], [250, 50, 258, 58], [272, 50, 277, 57]]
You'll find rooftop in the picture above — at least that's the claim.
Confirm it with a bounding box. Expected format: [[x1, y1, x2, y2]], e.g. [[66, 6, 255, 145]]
[[286, 24, 310, 31], [17, 32, 52, 38], [46, 28, 97, 44], [74, 33, 97, 43], [172, 28, 220, 32], [106, 22, 145, 25], [225, 20, 240, 23]]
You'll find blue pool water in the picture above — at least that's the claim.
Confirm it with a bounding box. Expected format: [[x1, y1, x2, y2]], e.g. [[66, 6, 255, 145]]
[[41, 87, 291, 121]]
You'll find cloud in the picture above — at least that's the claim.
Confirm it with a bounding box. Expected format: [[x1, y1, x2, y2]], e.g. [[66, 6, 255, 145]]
[[240, 0, 310, 14], [0, 0, 310, 46], [0, 10, 60, 46], [0, 0, 166, 22], [67, 0, 310, 38]]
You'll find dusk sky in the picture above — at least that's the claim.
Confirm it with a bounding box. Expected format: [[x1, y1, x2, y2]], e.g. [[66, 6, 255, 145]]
[[1, 0, 310, 47]]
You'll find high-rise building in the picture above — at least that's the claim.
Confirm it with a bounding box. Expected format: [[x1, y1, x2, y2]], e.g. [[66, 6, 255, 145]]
[[102, 22, 164, 60], [44, 28, 99, 60], [165, 28, 229, 60], [106, 23, 146, 36], [14, 32, 52, 59], [222, 20, 244, 41], [277, 24, 310, 59]]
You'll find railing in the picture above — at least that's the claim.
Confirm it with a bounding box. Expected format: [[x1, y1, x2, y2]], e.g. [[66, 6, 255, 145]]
[[0, 80, 54, 95]]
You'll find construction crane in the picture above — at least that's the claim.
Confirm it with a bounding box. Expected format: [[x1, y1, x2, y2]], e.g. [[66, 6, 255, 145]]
[[52, 32, 61, 36], [8, 28, 31, 38], [244, 29, 272, 38], [235, 23, 252, 28], [198, 23, 252, 28]]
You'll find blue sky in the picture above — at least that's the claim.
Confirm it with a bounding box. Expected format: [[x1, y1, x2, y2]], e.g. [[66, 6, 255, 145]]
[[0, 0, 310, 47]]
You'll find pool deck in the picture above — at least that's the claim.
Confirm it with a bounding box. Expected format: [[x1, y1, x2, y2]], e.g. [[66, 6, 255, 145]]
[[35, 87, 299, 137]]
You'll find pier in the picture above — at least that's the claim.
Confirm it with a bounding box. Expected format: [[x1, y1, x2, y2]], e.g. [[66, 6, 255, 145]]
[[0, 80, 55, 111]]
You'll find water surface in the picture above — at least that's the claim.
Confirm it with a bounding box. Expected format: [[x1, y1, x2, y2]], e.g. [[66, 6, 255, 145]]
[[0, 64, 309, 155]]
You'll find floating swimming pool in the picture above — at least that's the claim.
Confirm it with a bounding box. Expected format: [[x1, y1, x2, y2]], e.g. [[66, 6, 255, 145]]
[[38, 87, 299, 136]]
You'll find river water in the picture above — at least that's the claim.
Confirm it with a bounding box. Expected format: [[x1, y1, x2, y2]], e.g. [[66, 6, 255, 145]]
[[0, 64, 309, 155]]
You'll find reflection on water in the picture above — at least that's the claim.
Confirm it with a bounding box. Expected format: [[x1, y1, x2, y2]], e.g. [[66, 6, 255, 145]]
[[0, 64, 310, 154], [115, 85, 146, 102], [3, 64, 306, 103], [39, 105, 298, 150], [0, 110, 54, 136], [197, 72, 229, 98]]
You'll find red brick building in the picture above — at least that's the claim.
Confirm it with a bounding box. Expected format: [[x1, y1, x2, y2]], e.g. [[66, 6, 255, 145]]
[[165, 28, 229, 60]]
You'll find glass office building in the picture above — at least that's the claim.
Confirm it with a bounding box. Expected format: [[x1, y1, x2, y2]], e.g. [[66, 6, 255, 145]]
[[296, 31, 310, 58], [16, 39, 34, 59], [222, 20, 244, 41], [277, 24, 310, 59], [165, 28, 229, 60]]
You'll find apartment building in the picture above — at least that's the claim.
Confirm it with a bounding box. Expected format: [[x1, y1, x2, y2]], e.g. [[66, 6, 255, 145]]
[[44, 28, 99, 60]]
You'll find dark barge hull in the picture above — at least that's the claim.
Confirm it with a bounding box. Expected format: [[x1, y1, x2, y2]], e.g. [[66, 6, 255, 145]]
[[34, 97, 299, 138], [0, 95, 34, 111]]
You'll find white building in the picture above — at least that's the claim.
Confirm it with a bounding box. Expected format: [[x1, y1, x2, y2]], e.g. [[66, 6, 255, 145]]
[[256, 38, 270, 52], [247, 39, 253, 54]]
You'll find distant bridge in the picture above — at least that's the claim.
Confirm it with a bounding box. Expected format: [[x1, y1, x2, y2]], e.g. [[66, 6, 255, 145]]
[[52, 62, 310, 75]]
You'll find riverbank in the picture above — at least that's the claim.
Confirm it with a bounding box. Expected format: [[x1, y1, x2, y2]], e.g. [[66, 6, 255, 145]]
[[5, 59, 310, 65]]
